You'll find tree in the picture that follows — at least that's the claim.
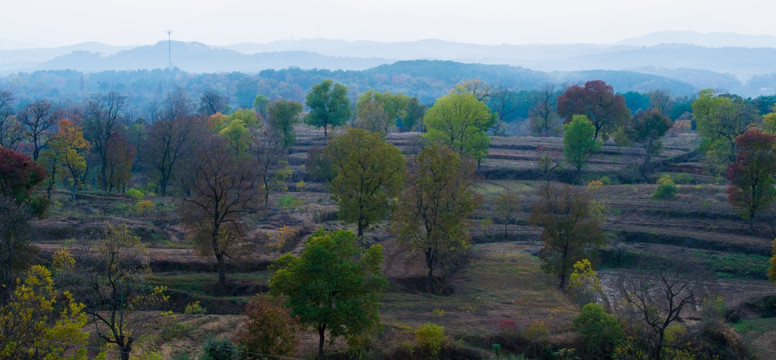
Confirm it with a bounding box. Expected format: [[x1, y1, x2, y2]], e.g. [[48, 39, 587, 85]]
[[104, 132, 135, 193], [17, 100, 62, 161], [693, 90, 759, 175], [451, 79, 491, 102], [270, 229, 388, 359], [253, 94, 270, 119], [398, 97, 426, 132], [528, 184, 605, 289], [494, 192, 521, 239], [304, 79, 351, 139], [624, 108, 673, 181], [234, 294, 300, 360], [768, 239, 776, 283], [83, 92, 126, 191], [573, 303, 624, 360], [199, 88, 230, 116], [726, 129, 776, 232], [179, 135, 262, 286], [354, 90, 411, 135], [267, 99, 303, 150], [249, 128, 288, 205], [45, 119, 90, 200], [423, 93, 495, 163], [557, 80, 630, 141], [145, 89, 197, 196], [392, 145, 480, 294], [536, 145, 562, 185], [621, 269, 700, 360], [563, 115, 602, 183], [649, 89, 673, 117], [529, 85, 561, 136], [488, 86, 520, 135], [0, 90, 23, 149], [0, 265, 89, 360], [0, 147, 48, 204], [0, 149, 46, 302], [77, 225, 168, 360], [325, 128, 406, 239]]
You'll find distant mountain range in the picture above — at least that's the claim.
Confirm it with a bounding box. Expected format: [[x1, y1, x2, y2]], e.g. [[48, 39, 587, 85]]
[[1, 31, 775, 96]]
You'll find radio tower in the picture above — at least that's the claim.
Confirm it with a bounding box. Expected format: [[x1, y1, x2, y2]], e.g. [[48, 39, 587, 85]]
[[166, 29, 173, 68]]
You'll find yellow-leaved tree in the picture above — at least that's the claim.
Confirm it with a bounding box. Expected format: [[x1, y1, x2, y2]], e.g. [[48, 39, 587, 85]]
[[0, 264, 89, 360]]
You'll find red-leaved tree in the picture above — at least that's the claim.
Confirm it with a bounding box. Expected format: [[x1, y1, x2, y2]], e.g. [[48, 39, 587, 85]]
[[727, 129, 776, 232], [557, 80, 630, 141]]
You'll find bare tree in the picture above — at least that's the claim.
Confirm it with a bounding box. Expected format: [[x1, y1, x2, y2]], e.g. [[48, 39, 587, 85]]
[[144, 89, 196, 196], [489, 86, 520, 136], [17, 100, 62, 161], [0, 91, 23, 149], [199, 88, 230, 116], [649, 89, 673, 118], [83, 92, 127, 191], [249, 128, 286, 205], [620, 269, 702, 360], [528, 85, 561, 136], [179, 135, 263, 286], [76, 225, 168, 360]]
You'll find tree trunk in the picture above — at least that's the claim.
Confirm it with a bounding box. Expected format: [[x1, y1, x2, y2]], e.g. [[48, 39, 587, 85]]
[[71, 185, 77, 201], [317, 324, 326, 359], [159, 178, 168, 197], [425, 249, 435, 294], [324, 124, 328, 139], [100, 164, 108, 191], [215, 252, 227, 286]]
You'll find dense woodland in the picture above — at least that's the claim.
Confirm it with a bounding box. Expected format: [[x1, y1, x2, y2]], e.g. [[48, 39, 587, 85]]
[[2, 68, 776, 360]]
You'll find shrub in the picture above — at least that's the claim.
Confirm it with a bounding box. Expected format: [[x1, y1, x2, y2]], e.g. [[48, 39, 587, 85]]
[[497, 318, 518, 333], [277, 195, 299, 209], [674, 172, 694, 184], [573, 303, 624, 359], [184, 301, 207, 315], [521, 320, 549, 342], [126, 188, 145, 200], [234, 294, 299, 360], [415, 322, 447, 359], [598, 176, 612, 185], [652, 174, 678, 199], [199, 337, 240, 360], [136, 200, 154, 215]]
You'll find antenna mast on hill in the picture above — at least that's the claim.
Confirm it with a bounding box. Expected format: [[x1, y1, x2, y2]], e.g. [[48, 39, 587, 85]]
[[166, 29, 173, 69]]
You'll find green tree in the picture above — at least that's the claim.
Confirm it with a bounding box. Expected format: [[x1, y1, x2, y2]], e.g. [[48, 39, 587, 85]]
[[326, 128, 406, 239], [354, 90, 412, 135], [267, 99, 303, 150], [726, 129, 776, 232], [768, 239, 776, 283], [304, 79, 351, 139], [624, 108, 673, 181], [528, 184, 605, 289], [0, 265, 89, 360], [423, 93, 495, 163], [270, 229, 388, 359], [563, 115, 602, 183], [573, 303, 624, 360], [693, 89, 759, 174], [392, 145, 480, 294]]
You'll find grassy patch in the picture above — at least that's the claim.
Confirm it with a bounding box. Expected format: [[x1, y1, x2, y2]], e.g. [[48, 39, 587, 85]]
[[690, 250, 770, 279]]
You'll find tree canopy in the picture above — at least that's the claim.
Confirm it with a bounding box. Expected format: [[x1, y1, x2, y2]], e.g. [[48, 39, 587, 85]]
[[270, 229, 388, 358], [326, 128, 406, 239], [423, 92, 495, 163], [726, 129, 776, 232], [392, 145, 479, 294], [557, 80, 630, 141], [304, 79, 351, 139], [563, 115, 602, 183]]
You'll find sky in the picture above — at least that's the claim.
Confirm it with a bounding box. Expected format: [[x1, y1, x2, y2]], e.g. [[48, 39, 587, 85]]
[[2, 0, 775, 48]]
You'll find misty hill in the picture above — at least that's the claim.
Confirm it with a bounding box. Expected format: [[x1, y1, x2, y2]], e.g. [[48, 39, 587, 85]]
[[0, 42, 131, 73], [37, 41, 391, 73], [617, 31, 776, 48]]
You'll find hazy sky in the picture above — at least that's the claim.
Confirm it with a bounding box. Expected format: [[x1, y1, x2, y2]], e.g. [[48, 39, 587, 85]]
[[2, 0, 775, 47]]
